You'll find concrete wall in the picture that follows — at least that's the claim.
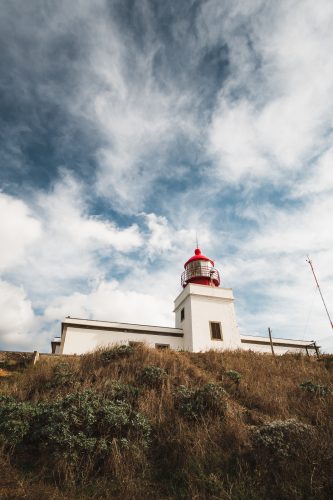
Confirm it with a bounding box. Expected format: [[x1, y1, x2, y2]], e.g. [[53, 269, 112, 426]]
[[240, 336, 318, 355], [60, 319, 184, 354], [174, 284, 242, 352]]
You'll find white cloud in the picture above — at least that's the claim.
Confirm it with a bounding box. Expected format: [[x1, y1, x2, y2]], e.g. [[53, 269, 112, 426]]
[[0, 193, 41, 271], [221, 189, 333, 352], [44, 280, 173, 327], [0, 280, 35, 347], [1, 174, 144, 308], [37, 173, 143, 253], [293, 146, 333, 197], [206, 0, 333, 184]]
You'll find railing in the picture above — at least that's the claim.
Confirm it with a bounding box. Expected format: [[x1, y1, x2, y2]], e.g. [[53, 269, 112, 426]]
[[181, 265, 220, 287]]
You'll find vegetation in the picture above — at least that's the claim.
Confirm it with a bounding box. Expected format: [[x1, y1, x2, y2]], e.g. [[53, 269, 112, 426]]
[[0, 345, 332, 499], [300, 379, 332, 396]]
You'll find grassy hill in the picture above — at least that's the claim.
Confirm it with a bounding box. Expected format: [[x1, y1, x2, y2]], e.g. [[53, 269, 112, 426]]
[[0, 346, 332, 499]]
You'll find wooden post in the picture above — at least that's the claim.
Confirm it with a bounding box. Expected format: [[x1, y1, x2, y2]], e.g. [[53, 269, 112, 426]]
[[313, 341, 319, 359], [32, 351, 39, 365], [268, 327, 275, 356]]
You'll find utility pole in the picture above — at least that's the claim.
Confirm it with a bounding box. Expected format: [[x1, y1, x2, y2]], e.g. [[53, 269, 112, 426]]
[[306, 257, 333, 332], [268, 327, 275, 356]]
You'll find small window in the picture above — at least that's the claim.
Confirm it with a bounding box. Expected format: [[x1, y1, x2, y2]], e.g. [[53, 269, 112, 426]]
[[155, 343, 170, 350], [210, 321, 222, 340], [180, 307, 185, 322]]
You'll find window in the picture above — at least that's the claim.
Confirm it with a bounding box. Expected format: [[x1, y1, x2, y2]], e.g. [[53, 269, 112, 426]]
[[180, 307, 185, 322], [129, 341, 143, 347], [210, 321, 222, 340], [155, 343, 170, 350]]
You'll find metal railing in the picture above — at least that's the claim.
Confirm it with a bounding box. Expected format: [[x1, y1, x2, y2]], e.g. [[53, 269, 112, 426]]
[[181, 265, 220, 287]]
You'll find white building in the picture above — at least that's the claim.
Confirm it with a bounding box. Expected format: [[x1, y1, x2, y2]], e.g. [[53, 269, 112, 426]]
[[52, 248, 318, 356]]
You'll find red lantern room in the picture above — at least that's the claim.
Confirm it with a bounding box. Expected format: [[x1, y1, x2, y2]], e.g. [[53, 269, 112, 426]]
[[181, 248, 220, 288]]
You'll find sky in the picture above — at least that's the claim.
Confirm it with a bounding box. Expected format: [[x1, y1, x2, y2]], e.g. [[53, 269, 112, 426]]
[[1, 0, 333, 353]]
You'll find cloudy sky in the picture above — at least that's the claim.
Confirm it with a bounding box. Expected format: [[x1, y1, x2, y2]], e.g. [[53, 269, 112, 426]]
[[1, 0, 333, 353]]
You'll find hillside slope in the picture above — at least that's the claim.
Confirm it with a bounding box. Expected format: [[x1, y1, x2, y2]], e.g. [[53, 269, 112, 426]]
[[0, 346, 332, 499]]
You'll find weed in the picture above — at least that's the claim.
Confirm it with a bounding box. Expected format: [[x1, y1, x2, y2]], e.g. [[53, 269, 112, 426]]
[[226, 369, 241, 384], [140, 365, 167, 388], [175, 383, 227, 420], [300, 380, 331, 396], [100, 345, 133, 363], [251, 418, 313, 459], [105, 380, 140, 403], [46, 362, 77, 389]]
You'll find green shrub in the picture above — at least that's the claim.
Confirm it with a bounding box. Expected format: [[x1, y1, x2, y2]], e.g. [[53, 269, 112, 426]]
[[105, 381, 140, 402], [140, 366, 167, 388], [0, 395, 37, 447], [0, 390, 151, 478], [46, 362, 77, 389], [100, 345, 133, 363], [300, 380, 331, 396], [175, 383, 227, 420], [251, 419, 312, 460], [225, 370, 241, 384], [33, 391, 151, 461]]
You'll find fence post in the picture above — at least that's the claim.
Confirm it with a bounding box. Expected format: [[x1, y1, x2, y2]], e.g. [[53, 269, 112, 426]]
[[32, 351, 39, 365]]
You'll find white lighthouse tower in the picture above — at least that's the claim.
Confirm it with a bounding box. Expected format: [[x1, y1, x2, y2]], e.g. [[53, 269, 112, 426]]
[[174, 248, 242, 352]]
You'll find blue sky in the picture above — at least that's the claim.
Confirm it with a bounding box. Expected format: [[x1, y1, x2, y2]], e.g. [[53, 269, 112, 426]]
[[1, 0, 333, 353]]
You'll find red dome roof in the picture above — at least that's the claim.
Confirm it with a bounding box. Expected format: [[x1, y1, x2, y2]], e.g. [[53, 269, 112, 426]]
[[184, 248, 215, 268]]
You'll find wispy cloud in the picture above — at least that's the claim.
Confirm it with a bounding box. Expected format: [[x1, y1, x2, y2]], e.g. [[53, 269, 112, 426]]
[[0, 0, 333, 352]]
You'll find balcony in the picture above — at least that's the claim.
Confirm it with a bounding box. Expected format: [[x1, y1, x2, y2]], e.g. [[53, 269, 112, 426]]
[[181, 265, 220, 287]]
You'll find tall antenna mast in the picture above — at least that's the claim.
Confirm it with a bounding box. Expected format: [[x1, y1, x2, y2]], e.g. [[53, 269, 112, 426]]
[[195, 231, 199, 249], [306, 256, 333, 331]]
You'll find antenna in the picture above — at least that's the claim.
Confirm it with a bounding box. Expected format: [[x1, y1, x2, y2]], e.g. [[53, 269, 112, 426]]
[[306, 256, 333, 332], [195, 231, 198, 249]]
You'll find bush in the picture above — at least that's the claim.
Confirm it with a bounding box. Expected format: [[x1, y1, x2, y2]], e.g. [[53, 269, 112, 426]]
[[100, 345, 133, 363], [46, 362, 77, 389], [251, 419, 313, 460], [225, 370, 241, 384], [0, 390, 151, 479], [0, 396, 36, 447], [300, 380, 331, 396], [33, 391, 150, 461], [175, 383, 227, 421], [105, 381, 140, 403], [140, 366, 167, 388]]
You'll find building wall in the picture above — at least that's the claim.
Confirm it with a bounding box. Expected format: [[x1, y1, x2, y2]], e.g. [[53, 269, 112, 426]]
[[174, 284, 242, 352], [240, 336, 317, 355], [241, 343, 305, 355], [174, 292, 193, 351], [60, 323, 184, 355]]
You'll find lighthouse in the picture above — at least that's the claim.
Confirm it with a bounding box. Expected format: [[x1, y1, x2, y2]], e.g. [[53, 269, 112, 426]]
[[174, 248, 242, 352], [53, 246, 318, 356]]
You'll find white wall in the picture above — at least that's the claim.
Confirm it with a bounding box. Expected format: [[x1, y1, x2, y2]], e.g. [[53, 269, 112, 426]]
[[174, 284, 242, 352], [240, 340, 317, 355], [61, 324, 184, 355]]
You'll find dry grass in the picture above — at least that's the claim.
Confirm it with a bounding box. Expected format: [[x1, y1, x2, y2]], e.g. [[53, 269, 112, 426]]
[[0, 346, 333, 499]]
